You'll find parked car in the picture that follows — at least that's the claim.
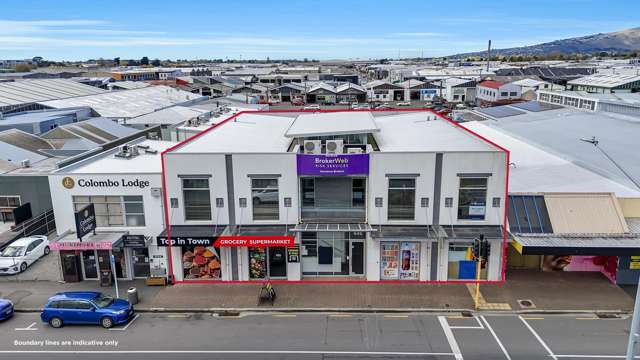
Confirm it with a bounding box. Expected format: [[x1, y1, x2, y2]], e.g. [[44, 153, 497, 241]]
[[0, 299, 14, 321], [291, 99, 305, 106], [375, 103, 393, 110], [338, 100, 350, 105], [396, 101, 411, 106], [303, 104, 320, 110], [0, 235, 49, 275], [41, 291, 134, 329], [353, 103, 371, 110], [350, 102, 360, 109]]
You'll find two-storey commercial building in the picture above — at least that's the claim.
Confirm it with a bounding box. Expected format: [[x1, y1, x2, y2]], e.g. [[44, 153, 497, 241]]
[[160, 110, 508, 283]]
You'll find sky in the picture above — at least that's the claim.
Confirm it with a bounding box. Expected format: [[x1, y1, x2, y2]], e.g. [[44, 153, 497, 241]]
[[1, 0, 639, 61]]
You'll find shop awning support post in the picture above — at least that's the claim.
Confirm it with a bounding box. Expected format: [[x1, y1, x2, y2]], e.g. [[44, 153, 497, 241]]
[[626, 275, 640, 359], [110, 251, 120, 299]]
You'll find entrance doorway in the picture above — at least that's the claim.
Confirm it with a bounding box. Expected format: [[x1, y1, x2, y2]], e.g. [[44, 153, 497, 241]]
[[248, 247, 287, 279], [301, 231, 365, 277], [61, 252, 82, 282]]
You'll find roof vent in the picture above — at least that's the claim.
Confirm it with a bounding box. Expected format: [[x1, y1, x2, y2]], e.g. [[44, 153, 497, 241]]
[[21, 159, 30, 168], [114, 144, 139, 159]]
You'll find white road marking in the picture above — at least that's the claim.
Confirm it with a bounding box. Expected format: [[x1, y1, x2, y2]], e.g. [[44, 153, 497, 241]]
[[518, 315, 557, 360], [555, 355, 640, 358], [480, 316, 511, 360], [0, 350, 456, 356], [109, 314, 140, 331], [438, 316, 464, 360], [15, 322, 37, 331]]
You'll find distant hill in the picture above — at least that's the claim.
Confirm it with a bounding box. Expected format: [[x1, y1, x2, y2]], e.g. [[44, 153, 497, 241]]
[[453, 27, 640, 58]]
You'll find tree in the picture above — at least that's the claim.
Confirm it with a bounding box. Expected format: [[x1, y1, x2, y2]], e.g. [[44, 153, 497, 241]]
[[151, 58, 161, 66], [14, 64, 33, 72], [140, 56, 150, 66], [113, 57, 120, 66]]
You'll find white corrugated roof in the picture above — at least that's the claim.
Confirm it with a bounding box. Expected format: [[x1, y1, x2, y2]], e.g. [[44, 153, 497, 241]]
[[568, 73, 640, 88], [285, 112, 379, 137], [126, 106, 206, 125], [463, 121, 640, 197], [39, 86, 205, 119], [0, 79, 105, 106]]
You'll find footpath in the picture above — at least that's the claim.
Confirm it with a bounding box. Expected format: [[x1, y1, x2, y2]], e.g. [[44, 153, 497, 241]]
[[0, 270, 634, 314]]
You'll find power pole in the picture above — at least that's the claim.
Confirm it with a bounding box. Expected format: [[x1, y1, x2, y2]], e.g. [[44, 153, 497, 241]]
[[486, 40, 492, 72]]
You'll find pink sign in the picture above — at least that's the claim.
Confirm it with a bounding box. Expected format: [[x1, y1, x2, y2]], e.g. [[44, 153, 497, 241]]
[[50, 241, 113, 251]]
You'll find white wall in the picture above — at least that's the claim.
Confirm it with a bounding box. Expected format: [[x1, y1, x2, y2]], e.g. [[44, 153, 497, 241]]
[[48, 172, 167, 278], [439, 152, 507, 226], [231, 153, 299, 225], [162, 153, 229, 226]]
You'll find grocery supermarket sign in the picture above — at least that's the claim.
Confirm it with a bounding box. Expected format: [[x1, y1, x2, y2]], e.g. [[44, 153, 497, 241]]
[[214, 236, 295, 247]]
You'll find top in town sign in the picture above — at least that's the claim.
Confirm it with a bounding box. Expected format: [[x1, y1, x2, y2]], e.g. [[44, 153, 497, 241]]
[[296, 154, 369, 176]]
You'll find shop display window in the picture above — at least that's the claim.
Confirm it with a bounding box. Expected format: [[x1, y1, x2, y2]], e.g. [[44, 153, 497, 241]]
[[182, 246, 221, 279]]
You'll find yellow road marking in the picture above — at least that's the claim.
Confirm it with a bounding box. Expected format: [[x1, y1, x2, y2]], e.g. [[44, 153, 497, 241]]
[[272, 314, 297, 318]]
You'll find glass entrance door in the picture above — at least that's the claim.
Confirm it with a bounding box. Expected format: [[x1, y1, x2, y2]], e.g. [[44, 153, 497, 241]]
[[268, 247, 287, 278], [248, 247, 287, 279], [132, 248, 150, 278], [81, 250, 98, 279]]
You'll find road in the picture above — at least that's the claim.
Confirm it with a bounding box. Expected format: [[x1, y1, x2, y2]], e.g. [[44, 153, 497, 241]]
[[0, 312, 635, 359]]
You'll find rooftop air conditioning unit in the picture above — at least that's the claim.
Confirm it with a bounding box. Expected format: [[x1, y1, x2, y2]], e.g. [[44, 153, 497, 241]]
[[347, 147, 363, 154], [325, 139, 344, 154], [303, 140, 321, 154], [21, 159, 30, 168]]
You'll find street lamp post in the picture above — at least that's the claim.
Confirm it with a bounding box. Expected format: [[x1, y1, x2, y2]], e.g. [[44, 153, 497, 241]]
[[580, 137, 640, 359]]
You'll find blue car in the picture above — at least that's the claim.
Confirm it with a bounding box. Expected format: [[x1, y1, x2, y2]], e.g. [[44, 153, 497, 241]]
[[0, 299, 14, 321], [40, 291, 134, 329]]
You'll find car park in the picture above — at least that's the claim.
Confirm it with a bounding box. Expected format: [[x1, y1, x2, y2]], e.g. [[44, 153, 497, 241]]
[[0, 235, 49, 275], [0, 299, 14, 321], [41, 291, 134, 329]]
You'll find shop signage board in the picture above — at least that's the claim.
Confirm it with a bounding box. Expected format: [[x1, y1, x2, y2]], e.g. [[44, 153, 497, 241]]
[[74, 203, 96, 240], [297, 154, 369, 176], [630, 256, 640, 270], [50, 241, 113, 251], [156, 237, 215, 246], [122, 235, 147, 248], [214, 236, 295, 248], [287, 245, 300, 263]]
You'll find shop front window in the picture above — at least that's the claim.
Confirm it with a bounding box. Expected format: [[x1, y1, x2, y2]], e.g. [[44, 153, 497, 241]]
[[182, 246, 221, 279], [457, 178, 488, 220], [249, 247, 267, 279], [380, 242, 420, 280], [81, 251, 98, 279], [251, 178, 279, 221], [301, 232, 351, 276], [388, 178, 416, 220], [73, 195, 145, 227], [182, 178, 212, 221], [447, 242, 488, 280]]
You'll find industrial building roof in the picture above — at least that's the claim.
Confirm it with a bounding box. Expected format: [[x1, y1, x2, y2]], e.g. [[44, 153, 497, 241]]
[[108, 81, 151, 90], [39, 86, 205, 119], [0, 79, 105, 107], [0, 107, 90, 126], [126, 106, 206, 126], [373, 112, 498, 152], [41, 117, 138, 148], [285, 111, 379, 137], [478, 107, 640, 191], [462, 121, 640, 197], [567, 73, 640, 88], [60, 139, 175, 174], [543, 193, 628, 234]]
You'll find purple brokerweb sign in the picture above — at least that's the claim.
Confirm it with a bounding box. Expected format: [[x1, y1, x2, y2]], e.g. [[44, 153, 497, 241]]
[[297, 154, 369, 176]]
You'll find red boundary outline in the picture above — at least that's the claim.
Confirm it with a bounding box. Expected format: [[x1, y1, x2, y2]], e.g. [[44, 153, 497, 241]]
[[160, 108, 510, 285]]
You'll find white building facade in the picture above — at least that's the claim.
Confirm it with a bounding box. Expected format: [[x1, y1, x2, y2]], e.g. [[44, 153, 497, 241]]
[[160, 111, 508, 283]]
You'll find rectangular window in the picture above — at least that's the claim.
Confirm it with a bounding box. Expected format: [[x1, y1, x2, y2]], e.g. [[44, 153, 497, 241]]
[[509, 92, 517, 96], [72, 195, 145, 227], [500, 92, 508, 97], [182, 178, 211, 221], [457, 178, 488, 220], [388, 178, 416, 220], [0, 196, 20, 208], [251, 178, 279, 220], [301, 178, 315, 207], [352, 178, 365, 207]]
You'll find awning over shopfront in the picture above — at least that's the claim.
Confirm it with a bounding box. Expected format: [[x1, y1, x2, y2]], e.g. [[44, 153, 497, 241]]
[[371, 225, 446, 241], [290, 223, 376, 232], [51, 231, 126, 251], [156, 225, 227, 246], [442, 225, 504, 240], [512, 233, 640, 255]]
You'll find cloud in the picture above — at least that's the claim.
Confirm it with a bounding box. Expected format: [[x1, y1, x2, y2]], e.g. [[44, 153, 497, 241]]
[[389, 32, 445, 37]]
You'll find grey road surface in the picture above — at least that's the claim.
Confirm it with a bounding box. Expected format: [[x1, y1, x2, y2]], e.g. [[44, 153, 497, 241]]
[[0, 312, 635, 360]]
